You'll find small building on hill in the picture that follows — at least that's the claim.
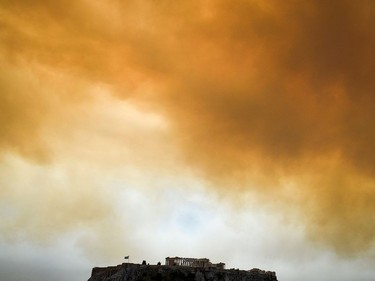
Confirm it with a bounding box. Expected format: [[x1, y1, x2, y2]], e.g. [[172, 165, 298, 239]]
[[165, 257, 225, 269]]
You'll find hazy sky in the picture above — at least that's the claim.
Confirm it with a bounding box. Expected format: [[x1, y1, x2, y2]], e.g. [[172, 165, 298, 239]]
[[1, 1, 375, 281]]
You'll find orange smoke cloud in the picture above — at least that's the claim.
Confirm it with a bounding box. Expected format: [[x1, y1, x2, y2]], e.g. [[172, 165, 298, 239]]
[[1, 0, 375, 255]]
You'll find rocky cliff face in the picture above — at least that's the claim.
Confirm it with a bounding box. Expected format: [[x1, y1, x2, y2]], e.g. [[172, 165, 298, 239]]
[[88, 263, 278, 281]]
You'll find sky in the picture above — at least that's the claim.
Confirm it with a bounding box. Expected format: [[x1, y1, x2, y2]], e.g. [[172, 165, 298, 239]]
[[0, 1, 375, 280]]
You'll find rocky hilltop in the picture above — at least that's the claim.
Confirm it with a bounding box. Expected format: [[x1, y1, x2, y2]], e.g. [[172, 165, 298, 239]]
[[88, 263, 277, 281]]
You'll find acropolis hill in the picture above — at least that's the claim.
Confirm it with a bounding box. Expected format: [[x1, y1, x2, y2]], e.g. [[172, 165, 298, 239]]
[[88, 257, 278, 281]]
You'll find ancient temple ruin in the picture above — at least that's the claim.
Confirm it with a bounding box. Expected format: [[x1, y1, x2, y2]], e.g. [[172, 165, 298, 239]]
[[165, 257, 225, 269]]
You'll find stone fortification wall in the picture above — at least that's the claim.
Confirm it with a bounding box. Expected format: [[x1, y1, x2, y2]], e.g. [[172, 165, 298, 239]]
[[88, 263, 277, 281]]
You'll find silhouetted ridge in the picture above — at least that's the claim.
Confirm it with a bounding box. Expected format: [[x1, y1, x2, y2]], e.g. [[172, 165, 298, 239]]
[[88, 262, 277, 281]]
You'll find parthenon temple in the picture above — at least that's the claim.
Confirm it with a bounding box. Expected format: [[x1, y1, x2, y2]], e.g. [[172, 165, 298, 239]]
[[165, 257, 225, 270]]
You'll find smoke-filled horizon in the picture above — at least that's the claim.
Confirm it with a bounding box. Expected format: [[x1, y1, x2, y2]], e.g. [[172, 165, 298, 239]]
[[1, 1, 375, 281]]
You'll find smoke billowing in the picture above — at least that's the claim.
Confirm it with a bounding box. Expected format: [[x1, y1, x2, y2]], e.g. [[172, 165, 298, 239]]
[[1, 0, 375, 256]]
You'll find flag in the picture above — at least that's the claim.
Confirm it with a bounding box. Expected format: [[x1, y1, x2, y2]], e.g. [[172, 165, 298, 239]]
[[124, 256, 129, 259]]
